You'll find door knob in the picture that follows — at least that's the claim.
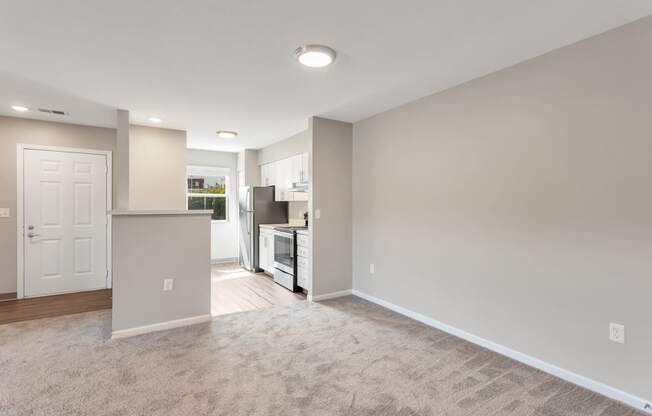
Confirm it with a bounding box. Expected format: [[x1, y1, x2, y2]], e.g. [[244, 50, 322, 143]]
[[28, 232, 40, 238]]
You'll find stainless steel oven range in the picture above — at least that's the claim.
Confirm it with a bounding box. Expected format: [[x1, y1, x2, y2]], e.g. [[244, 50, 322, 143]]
[[273, 226, 306, 292]]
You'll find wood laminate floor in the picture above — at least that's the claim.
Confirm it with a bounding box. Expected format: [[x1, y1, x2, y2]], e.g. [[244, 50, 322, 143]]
[[211, 262, 306, 316], [0, 289, 112, 325], [1, 264, 303, 324]]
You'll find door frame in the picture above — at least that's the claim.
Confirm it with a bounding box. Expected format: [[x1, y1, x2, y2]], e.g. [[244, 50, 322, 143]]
[[16, 144, 113, 299]]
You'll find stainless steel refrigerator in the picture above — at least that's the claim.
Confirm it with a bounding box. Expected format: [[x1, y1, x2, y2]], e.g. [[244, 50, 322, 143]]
[[239, 186, 288, 271]]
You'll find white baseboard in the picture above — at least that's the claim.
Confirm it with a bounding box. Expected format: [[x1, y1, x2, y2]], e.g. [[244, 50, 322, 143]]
[[351, 289, 652, 414], [111, 314, 212, 339], [309, 289, 352, 302], [211, 257, 238, 264]]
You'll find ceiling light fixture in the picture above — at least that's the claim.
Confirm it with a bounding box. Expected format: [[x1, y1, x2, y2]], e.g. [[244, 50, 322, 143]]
[[217, 130, 238, 139], [148, 117, 162, 123], [11, 105, 29, 112], [295, 44, 336, 68]]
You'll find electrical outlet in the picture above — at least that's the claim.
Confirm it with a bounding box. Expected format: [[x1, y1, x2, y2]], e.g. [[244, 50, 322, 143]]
[[0, 208, 10, 218], [163, 278, 174, 291], [609, 323, 625, 344], [369, 263, 375, 274]]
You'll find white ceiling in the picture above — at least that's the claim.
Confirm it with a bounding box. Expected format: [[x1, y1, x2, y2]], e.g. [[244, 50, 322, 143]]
[[1, 1, 651, 152]]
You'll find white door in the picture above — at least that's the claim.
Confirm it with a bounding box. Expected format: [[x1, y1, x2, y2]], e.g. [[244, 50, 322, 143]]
[[23, 149, 108, 297]]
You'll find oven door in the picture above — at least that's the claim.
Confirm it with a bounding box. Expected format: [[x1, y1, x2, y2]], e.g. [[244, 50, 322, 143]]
[[274, 232, 294, 275]]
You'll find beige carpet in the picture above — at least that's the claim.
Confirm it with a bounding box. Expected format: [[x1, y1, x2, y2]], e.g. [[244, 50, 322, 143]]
[[0, 296, 644, 416]]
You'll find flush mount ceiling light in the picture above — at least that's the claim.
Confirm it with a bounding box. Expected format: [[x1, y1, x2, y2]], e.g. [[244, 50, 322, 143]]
[[295, 44, 336, 68], [217, 130, 238, 139], [11, 105, 29, 112], [148, 117, 162, 123]]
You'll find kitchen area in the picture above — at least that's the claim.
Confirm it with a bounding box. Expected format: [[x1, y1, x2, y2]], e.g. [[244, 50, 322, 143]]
[[212, 131, 312, 316]]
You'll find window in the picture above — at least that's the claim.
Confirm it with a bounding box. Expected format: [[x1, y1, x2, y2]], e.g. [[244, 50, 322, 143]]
[[186, 166, 229, 221]]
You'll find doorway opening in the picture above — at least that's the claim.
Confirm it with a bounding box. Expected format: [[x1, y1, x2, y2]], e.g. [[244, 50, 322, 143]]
[[7, 144, 113, 323]]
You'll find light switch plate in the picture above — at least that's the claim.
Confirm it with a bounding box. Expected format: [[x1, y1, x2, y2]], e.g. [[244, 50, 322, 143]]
[[314, 209, 321, 219], [0, 208, 10, 218], [163, 278, 174, 291]]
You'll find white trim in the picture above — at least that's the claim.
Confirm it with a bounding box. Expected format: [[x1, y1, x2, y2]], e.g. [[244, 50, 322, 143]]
[[309, 289, 352, 302], [16, 144, 113, 299], [105, 152, 113, 289], [16, 145, 24, 299], [111, 314, 212, 339], [186, 165, 230, 221], [211, 257, 238, 264], [351, 289, 652, 414]]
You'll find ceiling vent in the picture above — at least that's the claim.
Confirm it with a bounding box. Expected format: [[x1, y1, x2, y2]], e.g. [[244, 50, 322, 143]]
[[37, 108, 68, 116]]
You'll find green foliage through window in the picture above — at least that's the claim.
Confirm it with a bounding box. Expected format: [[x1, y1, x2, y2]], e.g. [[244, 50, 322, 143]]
[[188, 196, 226, 220], [187, 173, 228, 220]]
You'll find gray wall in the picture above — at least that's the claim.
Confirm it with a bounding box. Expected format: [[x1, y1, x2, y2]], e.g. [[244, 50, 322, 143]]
[[111, 213, 211, 331], [352, 17, 652, 400], [187, 149, 238, 261], [0, 116, 116, 294], [257, 129, 310, 166], [237, 149, 260, 187], [311, 117, 352, 296], [129, 125, 187, 210], [115, 110, 130, 209]]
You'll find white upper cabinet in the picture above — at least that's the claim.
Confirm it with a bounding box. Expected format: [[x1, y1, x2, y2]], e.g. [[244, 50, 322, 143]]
[[291, 155, 302, 184], [259, 153, 309, 202], [300, 153, 309, 183], [261, 163, 269, 186]]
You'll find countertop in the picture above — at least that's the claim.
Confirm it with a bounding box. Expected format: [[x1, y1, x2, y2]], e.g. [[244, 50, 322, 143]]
[[259, 223, 289, 229]]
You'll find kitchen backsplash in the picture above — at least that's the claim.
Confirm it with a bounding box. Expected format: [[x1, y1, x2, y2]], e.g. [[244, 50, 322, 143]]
[[289, 201, 308, 223]]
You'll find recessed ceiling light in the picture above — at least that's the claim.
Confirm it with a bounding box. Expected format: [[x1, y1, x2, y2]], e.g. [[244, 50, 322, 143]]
[[11, 105, 29, 112], [295, 44, 336, 68], [148, 117, 162, 123], [217, 130, 238, 139]]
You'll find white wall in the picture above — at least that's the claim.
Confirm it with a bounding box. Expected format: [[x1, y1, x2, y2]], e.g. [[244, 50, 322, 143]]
[[187, 149, 238, 262], [352, 17, 652, 401]]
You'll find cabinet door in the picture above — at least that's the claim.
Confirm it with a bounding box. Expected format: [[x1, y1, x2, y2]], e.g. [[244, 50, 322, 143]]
[[258, 232, 268, 271], [278, 158, 293, 201], [261, 164, 269, 186], [268, 161, 281, 201], [291, 154, 302, 184], [267, 232, 275, 269], [300, 153, 309, 182]]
